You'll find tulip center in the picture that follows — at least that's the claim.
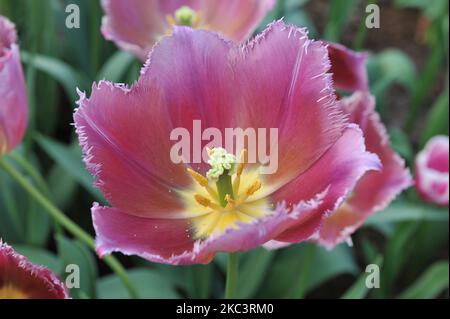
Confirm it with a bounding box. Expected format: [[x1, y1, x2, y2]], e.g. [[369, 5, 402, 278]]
[[184, 148, 272, 239], [0, 284, 28, 299], [166, 6, 205, 29]]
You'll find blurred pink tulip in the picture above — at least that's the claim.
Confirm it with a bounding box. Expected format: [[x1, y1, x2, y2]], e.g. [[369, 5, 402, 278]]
[[0, 241, 69, 299], [101, 0, 276, 60], [0, 15, 28, 156], [415, 136, 449, 206]]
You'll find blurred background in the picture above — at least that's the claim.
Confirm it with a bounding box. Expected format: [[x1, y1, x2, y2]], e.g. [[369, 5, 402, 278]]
[[0, 0, 448, 299]]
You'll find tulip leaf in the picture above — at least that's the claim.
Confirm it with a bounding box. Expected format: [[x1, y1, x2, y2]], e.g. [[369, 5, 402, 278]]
[[186, 264, 213, 299], [237, 248, 276, 299], [56, 235, 98, 299], [420, 91, 449, 147], [35, 135, 105, 203], [389, 127, 414, 164], [0, 170, 25, 243], [365, 203, 449, 225], [97, 269, 180, 299], [259, 244, 358, 298], [377, 223, 420, 298], [96, 51, 136, 83], [399, 261, 449, 299], [21, 51, 89, 103], [14, 245, 62, 275], [324, 0, 358, 42], [342, 256, 383, 299]]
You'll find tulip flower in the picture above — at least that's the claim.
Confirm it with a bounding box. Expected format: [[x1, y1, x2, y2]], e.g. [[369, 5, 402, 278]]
[[0, 15, 28, 156], [0, 242, 68, 299], [75, 21, 381, 265], [415, 136, 449, 206], [100, 0, 276, 61]]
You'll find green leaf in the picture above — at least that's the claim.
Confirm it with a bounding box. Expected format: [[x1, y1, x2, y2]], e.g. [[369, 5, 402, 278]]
[[324, 0, 358, 42], [399, 261, 449, 299], [56, 235, 98, 299], [21, 51, 89, 103], [379, 223, 420, 297], [420, 91, 449, 147], [0, 169, 25, 242], [342, 256, 383, 299], [389, 128, 414, 163], [371, 49, 418, 92], [97, 51, 136, 82], [97, 268, 180, 299], [35, 135, 105, 202], [186, 264, 213, 299], [14, 245, 62, 274], [260, 244, 358, 298], [365, 203, 449, 225], [237, 248, 276, 298]]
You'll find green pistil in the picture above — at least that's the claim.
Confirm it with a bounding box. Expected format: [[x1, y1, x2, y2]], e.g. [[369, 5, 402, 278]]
[[216, 171, 234, 207], [175, 6, 197, 26], [206, 148, 237, 207]]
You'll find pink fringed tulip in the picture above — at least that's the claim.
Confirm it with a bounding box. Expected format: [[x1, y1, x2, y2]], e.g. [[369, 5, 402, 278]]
[[0, 242, 68, 299], [0, 16, 28, 155], [415, 136, 449, 206], [101, 0, 276, 61], [75, 22, 381, 265]]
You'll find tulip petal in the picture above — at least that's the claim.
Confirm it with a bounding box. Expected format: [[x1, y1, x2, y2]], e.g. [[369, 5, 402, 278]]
[[92, 204, 212, 265], [318, 92, 412, 249], [327, 43, 369, 92], [233, 21, 348, 187], [0, 242, 68, 299], [101, 0, 166, 61], [74, 81, 192, 218], [193, 193, 326, 257], [202, 0, 275, 42], [138, 26, 247, 174], [270, 124, 381, 243], [0, 16, 28, 155]]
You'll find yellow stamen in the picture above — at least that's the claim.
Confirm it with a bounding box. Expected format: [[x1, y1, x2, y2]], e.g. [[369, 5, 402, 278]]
[[246, 180, 262, 196], [166, 15, 176, 28], [194, 194, 211, 207], [187, 168, 218, 200], [186, 148, 272, 239], [187, 168, 208, 187], [237, 149, 248, 177], [233, 149, 248, 194]]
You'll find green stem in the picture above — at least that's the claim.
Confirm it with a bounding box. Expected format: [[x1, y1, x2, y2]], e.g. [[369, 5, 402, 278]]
[[9, 152, 49, 195], [224, 253, 239, 299], [0, 157, 139, 299]]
